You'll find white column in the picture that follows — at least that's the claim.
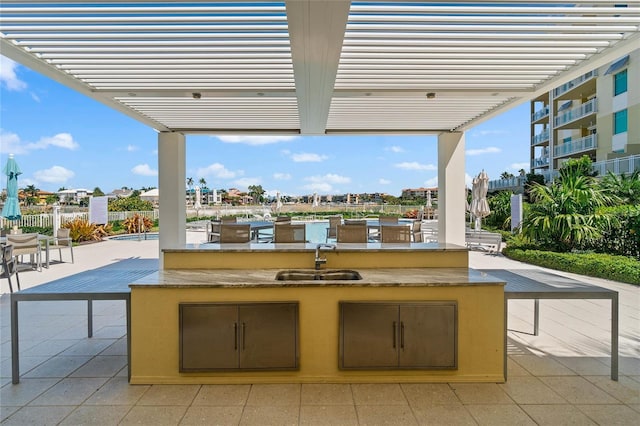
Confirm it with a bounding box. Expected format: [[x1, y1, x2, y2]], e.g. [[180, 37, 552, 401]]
[[437, 132, 466, 247], [158, 132, 186, 267]]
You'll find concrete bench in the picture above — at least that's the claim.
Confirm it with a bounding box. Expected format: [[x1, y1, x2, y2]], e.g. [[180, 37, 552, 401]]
[[466, 231, 502, 253]]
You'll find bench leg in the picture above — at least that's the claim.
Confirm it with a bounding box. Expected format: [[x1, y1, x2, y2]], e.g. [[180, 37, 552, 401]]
[[533, 299, 539, 336], [11, 298, 20, 384], [87, 300, 93, 338], [612, 294, 619, 381]]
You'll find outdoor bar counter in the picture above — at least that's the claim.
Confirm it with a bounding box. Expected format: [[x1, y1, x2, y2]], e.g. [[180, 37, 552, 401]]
[[129, 243, 506, 384]]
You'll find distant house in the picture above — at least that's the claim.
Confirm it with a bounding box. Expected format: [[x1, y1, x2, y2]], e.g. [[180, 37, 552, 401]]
[[58, 188, 91, 204], [108, 188, 134, 199], [140, 188, 159, 206], [401, 187, 438, 200]]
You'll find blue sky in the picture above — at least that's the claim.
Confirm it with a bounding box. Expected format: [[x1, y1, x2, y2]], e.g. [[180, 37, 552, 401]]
[[1, 55, 530, 198]]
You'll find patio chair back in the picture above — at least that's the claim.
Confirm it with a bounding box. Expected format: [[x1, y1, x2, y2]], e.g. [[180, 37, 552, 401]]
[[220, 216, 237, 224], [326, 215, 342, 242], [7, 233, 41, 271], [379, 216, 399, 225], [275, 216, 292, 224], [219, 224, 251, 243], [50, 228, 74, 263], [337, 224, 367, 243], [1, 244, 21, 293], [381, 225, 411, 243], [274, 224, 306, 243], [412, 221, 423, 242]]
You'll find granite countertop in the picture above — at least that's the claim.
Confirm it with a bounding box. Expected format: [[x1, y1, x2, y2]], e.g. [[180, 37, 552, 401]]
[[130, 268, 505, 289], [162, 242, 468, 253]]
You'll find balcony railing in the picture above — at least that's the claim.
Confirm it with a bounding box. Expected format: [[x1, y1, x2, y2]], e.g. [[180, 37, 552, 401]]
[[532, 129, 550, 145], [532, 105, 550, 122], [488, 154, 640, 192], [532, 155, 550, 168], [555, 98, 598, 127], [554, 134, 597, 158], [553, 70, 598, 98], [592, 154, 640, 176]]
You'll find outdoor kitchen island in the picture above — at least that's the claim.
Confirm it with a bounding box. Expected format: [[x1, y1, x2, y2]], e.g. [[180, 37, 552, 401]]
[[129, 243, 506, 384]]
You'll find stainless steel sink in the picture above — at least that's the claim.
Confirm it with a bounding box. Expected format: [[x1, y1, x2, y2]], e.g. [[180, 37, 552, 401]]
[[275, 269, 362, 281]]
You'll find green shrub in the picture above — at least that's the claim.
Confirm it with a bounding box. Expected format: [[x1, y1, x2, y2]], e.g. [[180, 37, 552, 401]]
[[503, 247, 640, 285], [584, 205, 639, 258]]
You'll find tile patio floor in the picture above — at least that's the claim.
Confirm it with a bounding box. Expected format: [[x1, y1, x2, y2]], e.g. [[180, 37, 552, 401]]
[[1, 234, 638, 425]]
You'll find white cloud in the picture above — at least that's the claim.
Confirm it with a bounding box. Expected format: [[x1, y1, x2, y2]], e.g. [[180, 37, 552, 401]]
[[216, 135, 298, 145], [33, 166, 75, 183], [303, 173, 351, 193], [0, 129, 25, 154], [306, 173, 351, 184], [394, 161, 437, 171], [234, 177, 261, 188], [126, 145, 139, 152], [0, 57, 27, 91], [131, 164, 158, 177], [291, 152, 328, 163], [386, 146, 404, 153], [273, 172, 291, 180], [510, 162, 529, 171], [379, 178, 391, 185], [466, 146, 501, 156], [465, 173, 474, 188], [303, 182, 333, 192], [196, 162, 241, 179], [471, 129, 509, 137], [0, 130, 79, 154], [424, 176, 438, 187]]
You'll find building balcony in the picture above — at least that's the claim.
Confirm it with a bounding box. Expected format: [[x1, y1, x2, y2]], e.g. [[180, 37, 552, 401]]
[[592, 154, 640, 177], [531, 129, 550, 146], [554, 134, 597, 159], [488, 176, 526, 192], [553, 70, 598, 100], [554, 98, 598, 130], [532, 155, 550, 168], [531, 106, 550, 123]]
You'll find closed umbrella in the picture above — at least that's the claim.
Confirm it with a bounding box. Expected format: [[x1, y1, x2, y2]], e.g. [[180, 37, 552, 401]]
[[2, 154, 22, 221], [472, 170, 491, 230], [275, 191, 283, 212], [194, 186, 202, 210], [425, 189, 432, 219]]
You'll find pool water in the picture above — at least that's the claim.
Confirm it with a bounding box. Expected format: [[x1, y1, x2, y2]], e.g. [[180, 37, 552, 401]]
[[110, 222, 330, 243]]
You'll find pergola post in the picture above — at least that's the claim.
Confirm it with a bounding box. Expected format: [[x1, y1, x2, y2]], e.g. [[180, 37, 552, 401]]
[[437, 132, 466, 248], [158, 132, 186, 267]]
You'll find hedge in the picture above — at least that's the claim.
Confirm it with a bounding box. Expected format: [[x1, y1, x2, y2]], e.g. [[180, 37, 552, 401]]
[[503, 247, 640, 285]]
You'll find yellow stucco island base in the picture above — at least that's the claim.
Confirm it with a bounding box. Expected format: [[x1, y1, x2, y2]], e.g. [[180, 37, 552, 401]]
[[129, 243, 505, 384]]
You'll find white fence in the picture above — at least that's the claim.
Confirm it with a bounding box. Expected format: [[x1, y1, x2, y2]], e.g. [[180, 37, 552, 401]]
[[1, 210, 159, 229]]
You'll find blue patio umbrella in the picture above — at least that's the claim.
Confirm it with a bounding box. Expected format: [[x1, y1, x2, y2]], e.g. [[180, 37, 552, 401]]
[[2, 154, 22, 221]]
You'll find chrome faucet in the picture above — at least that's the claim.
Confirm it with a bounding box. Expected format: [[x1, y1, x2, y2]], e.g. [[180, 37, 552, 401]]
[[315, 243, 336, 270]]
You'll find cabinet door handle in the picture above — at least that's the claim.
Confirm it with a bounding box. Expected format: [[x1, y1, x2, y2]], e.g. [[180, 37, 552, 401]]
[[392, 321, 397, 348], [400, 321, 405, 350], [234, 322, 238, 350], [242, 322, 246, 350]]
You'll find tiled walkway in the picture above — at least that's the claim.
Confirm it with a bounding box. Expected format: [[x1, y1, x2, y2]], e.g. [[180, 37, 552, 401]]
[[1, 237, 638, 425]]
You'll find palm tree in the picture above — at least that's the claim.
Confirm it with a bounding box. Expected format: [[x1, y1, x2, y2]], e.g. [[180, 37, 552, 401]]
[[522, 173, 619, 252], [500, 171, 515, 180], [186, 177, 194, 205], [600, 170, 640, 205], [23, 184, 39, 206], [198, 178, 207, 189]]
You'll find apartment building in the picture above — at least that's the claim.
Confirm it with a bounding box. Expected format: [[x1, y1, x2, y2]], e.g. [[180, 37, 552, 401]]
[[530, 49, 639, 180]]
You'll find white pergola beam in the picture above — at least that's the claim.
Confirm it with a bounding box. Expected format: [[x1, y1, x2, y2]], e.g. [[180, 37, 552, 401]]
[[286, 0, 350, 135]]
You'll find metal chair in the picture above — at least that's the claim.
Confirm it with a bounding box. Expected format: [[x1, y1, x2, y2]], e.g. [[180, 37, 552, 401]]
[[274, 223, 306, 243], [7, 233, 41, 271], [337, 224, 368, 243], [219, 224, 251, 243], [380, 225, 411, 243], [1, 244, 20, 293], [48, 228, 74, 263]]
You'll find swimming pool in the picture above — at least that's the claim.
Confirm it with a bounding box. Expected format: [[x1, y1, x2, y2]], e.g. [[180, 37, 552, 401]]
[[109, 222, 331, 243]]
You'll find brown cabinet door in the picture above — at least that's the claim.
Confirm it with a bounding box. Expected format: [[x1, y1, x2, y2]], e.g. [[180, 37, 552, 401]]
[[180, 304, 238, 371], [399, 303, 457, 369], [238, 303, 298, 370], [340, 302, 399, 369]]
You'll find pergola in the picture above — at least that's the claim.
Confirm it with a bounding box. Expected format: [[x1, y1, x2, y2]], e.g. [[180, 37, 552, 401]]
[[2, 1, 639, 258]]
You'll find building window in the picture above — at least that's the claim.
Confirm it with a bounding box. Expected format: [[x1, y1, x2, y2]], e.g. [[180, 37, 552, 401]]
[[614, 69, 627, 96], [614, 109, 628, 134]]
